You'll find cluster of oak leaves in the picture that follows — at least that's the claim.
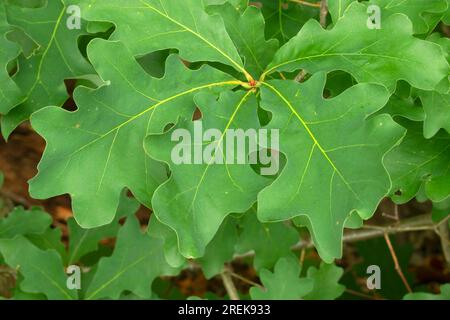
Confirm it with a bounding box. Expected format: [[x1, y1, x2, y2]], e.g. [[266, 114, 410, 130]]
[[0, 0, 449, 300]]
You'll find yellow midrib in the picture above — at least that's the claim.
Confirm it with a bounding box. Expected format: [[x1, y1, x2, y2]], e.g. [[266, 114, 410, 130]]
[[189, 90, 254, 210], [262, 81, 363, 203], [138, 0, 252, 80]]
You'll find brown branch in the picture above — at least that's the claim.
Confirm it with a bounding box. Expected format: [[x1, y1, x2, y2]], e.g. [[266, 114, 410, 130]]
[[289, 0, 321, 8], [437, 221, 450, 267], [0, 190, 30, 208], [229, 271, 264, 289], [383, 233, 412, 293], [221, 268, 240, 300], [320, 0, 328, 27], [234, 213, 437, 260], [345, 289, 383, 300]]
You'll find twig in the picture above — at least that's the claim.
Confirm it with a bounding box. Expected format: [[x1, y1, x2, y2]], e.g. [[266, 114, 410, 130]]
[[0, 190, 30, 208], [382, 204, 399, 221], [234, 213, 437, 260], [437, 221, 450, 267], [294, 70, 307, 82], [345, 289, 383, 300], [383, 233, 412, 293], [320, 0, 328, 27], [229, 271, 264, 289], [289, 0, 321, 8], [221, 269, 240, 300], [299, 248, 306, 267]]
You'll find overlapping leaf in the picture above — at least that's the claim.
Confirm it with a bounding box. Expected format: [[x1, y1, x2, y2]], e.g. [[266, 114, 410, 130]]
[[236, 211, 299, 271], [29, 39, 238, 229], [207, 1, 279, 78], [79, 0, 251, 79], [257, 73, 405, 262], [418, 90, 450, 139], [330, 0, 449, 34], [328, 0, 354, 23], [85, 215, 179, 300], [404, 284, 450, 300], [374, 0, 448, 34], [259, 0, 318, 44], [304, 263, 345, 300], [198, 216, 239, 279], [1, 0, 93, 137], [0, 2, 23, 114], [67, 193, 140, 264], [0, 236, 76, 300], [386, 120, 450, 203], [263, 2, 449, 92], [0, 207, 51, 238], [250, 256, 313, 300], [145, 91, 269, 258]]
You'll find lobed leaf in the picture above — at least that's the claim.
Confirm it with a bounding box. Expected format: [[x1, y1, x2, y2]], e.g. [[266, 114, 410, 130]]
[[145, 90, 269, 258], [257, 73, 405, 262], [29, 39, 237, 229], [263, 2, 449, 92], [1, 0, 93, 138]]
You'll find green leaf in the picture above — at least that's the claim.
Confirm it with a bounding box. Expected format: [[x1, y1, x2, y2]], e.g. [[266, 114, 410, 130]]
[[1, 0, 93, 137], [404, 284, 450, 300], [85, 215, 179, 300], [0, 207, 52, 238], [236, 211, 298, 271], [370, 0, 448, 34], [0, 236, 76, 300], [0, 2, 23, 114], [304, 263, 345, 300], [263, 2, 449, 92], [341, 237, 414, 300], [257, 74, 405, 262], [207, 2, 279, 78], [145, 90, 268, 258], [26, 228, 67, 264], [259, 0, 318, 44], [67, 193, 140, 264], [29, 39, 238, 229], [328, 0, 354, 23], [386, 120, 450, 203], [80, 0, 250, 78], [418, 90, 450, 139], [432, 198, 450, 222], [379, 94, 425, 123], [250, 256, 313, 300], [329, 0, 448, 34], [147, 215, 186, 268], [198, 216, 239, 279]]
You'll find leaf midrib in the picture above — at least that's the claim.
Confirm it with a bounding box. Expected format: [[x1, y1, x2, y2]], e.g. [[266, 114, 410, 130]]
[[263, 52, 417, 79], [262, 81, 363, 204], [137, 0, 249, 77]]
